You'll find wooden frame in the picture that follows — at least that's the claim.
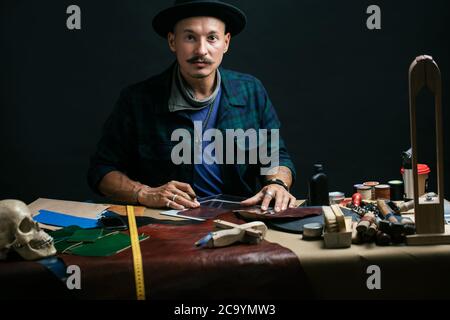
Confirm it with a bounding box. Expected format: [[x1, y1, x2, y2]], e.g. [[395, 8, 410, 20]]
[[406, 55, 450, 245]]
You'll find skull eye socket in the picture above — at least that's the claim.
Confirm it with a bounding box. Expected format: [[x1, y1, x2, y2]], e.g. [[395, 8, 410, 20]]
[[18, 217, 35, 233]]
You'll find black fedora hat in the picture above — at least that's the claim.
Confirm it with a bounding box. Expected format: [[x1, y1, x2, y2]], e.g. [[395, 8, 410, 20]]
[[152, 0, 247, 38]]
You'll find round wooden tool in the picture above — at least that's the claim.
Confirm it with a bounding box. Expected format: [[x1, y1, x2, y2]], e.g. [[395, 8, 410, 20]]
[[377, 200, 398, 223]]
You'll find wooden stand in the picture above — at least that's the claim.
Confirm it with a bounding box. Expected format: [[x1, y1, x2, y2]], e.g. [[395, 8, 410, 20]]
[[323, 205, 353, 249], [405, 55, 450, 245]]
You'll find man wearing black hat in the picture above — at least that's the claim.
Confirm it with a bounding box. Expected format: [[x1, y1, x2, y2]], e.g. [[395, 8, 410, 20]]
[[88, 0, 297, 212]]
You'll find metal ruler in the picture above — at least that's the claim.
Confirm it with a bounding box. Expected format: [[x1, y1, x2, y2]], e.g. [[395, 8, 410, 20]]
[[126, 205, 146, 300]]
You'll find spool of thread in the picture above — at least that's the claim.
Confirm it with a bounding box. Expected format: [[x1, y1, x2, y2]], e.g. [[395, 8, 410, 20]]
[[356, 213, 376, 233], [365, 222, 378, 238], [387, 201, 400, 213], [398, 200, 414, 213], [353, 184, 365, 194], [375, 184, 391, 200], [388, 180, 404, 201], [400, 217, 416, 235], [352, 221, 362, 244], [377, 200, 398, 223], [364, 181, 380, 200], [400, 217, 415, 226], [357, 185, 372, 200], [356, 220, 371, 233], [379, 219, 415, 237]]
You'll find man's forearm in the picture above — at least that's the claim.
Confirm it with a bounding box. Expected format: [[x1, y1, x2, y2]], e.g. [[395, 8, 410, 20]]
[[98, 171, 145, 204], [265, 166, 293, 189]]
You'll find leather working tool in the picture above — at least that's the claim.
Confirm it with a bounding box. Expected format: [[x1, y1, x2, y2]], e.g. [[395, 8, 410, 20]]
[[195, 219, 267, 248]]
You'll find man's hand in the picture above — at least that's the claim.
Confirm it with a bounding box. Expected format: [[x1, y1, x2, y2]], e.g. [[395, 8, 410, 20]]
[[241, 184, 297, 212], [138, 181, 200, 210]]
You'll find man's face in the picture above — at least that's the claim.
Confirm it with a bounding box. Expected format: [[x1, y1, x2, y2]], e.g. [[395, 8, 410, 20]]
[[168, 16, 231, 80]]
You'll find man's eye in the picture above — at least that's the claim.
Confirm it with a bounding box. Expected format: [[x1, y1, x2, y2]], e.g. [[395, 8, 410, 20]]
[[186, 35, 195, 41], [208, 36, 218, 41]]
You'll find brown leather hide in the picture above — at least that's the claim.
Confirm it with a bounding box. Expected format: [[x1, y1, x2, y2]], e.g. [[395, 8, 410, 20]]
[[1, 212, 313, 300]]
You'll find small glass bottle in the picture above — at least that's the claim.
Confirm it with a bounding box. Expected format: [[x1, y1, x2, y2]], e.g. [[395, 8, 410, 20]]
[[308, 164, 329, 206]]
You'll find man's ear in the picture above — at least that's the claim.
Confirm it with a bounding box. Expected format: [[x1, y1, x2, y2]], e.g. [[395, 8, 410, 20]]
[[224, 32, 231, 53], [168, 32, 176, 53]]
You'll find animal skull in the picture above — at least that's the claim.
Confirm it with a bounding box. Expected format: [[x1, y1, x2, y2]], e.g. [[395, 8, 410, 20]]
[[0, 199, 56, 260]]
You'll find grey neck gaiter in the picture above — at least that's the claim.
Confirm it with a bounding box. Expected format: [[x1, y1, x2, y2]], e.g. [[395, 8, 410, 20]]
[[168, 64, 221, 112]]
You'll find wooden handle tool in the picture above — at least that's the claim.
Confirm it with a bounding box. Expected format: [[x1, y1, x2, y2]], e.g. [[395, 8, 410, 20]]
[[195, 220, 268, 248], [377, 200, 398, 223]]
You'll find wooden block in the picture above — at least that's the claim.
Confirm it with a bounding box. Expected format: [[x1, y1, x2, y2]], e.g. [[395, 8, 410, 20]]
[[406, 225, 450, 245], [323, 214, 353, 249], [331, 205, 347, 232], [324, 230, 352, 249], [414, 201, 445, 234], [323, 206, 338, 232]]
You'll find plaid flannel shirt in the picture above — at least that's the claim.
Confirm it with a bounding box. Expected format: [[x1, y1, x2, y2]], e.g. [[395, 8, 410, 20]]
[[88, 63, 296, 197]]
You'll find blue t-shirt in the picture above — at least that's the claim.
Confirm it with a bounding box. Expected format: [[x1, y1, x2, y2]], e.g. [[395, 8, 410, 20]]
[[187, 88, 224, 197]]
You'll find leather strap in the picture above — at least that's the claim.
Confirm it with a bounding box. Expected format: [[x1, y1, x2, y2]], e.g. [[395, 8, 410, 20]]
[[265, 178, 289, 191]]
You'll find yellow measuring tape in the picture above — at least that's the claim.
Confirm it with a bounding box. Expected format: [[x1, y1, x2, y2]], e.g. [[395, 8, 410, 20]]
[[126, 205, 146, 300]]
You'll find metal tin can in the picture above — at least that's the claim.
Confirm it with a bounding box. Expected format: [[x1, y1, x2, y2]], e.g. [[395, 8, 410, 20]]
[[329, 192, 345, 205], [303, 223, 324, 240]]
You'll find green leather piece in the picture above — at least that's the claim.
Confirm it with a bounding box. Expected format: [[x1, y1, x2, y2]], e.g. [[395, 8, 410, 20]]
[[55, 240, 83, 253], [50, 226, 84, 252], [49, 225, 149, 257], [67, 232, 149, 257], [67, 228, 103, 243], [49, 225, 82, 241]]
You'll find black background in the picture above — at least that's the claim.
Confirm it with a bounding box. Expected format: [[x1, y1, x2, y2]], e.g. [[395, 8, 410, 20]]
[[1, 0, 449, 204]]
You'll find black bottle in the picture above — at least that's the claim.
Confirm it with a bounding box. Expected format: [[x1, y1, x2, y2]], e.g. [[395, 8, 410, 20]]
[[308, 164, 329, 206]]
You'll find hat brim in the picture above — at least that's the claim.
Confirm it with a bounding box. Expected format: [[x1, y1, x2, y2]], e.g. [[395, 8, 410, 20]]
[[152, 1, 247, 38]]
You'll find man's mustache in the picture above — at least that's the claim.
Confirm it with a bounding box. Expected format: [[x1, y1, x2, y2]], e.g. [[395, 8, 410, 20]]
[[187, 56, 213, 64]]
